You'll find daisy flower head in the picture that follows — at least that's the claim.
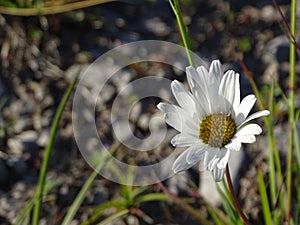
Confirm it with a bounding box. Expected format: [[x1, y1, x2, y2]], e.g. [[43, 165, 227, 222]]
[[157, 60, 270, 182]]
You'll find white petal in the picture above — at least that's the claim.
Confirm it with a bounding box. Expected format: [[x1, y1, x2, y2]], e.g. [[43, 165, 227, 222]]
[[203, 147, 219, 171], [225, 139, 242, 151], [219, 70, 237, 114], [235, 135, 256, 143], [195, 68, 215, 113], [193, 90, 211, 116], [187, 66, 209, 97], [232, 73, 240, 113], [172, 149, 194, 173], [157, 102, 173, 114], [193, 99, 207, 119], [199, 63, 221, 113], [186, 66, 205, 92], [185, 114, 200, 131], [157, 103, 200, 135], [235, 94, 256, 126], [186, 144, 206, 164], [188, 62, 222, 115], [217, 149, 230, 169], [239, 110, 270, 128], [209, 60, 223, 81], [171, 133, 200, 147], [186, 66, 211, 116], [157, 103, 185, 132], [208, 89, 221, 113], [171, 80, 196, 115], [213, 167, 226, 182], [158, 103, 198, 134], [208, 157, 219, 171], [236, 123, 262, 136], [196, 66, 209, 84]]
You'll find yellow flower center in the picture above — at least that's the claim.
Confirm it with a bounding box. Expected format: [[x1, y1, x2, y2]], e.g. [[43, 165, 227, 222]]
[[199, 114, 236, 148]]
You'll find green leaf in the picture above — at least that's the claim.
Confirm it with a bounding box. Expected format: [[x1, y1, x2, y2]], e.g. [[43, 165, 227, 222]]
[[13, 194, 35, 225], [131, 186, 149, 199], [135, 193, 172, 203], [0, 0, 18, 7], [206, 203, 232, 225], [33, 74, 79, 225], [80, 200, 127, 225], [216, 181, 242, 224], [257, 170, 273, 225], [95, 209, 129, 225], [62, 142, 121, 225]]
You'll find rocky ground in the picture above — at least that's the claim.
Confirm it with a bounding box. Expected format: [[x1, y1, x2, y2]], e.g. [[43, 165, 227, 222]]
[[0, 0, 299, 224]]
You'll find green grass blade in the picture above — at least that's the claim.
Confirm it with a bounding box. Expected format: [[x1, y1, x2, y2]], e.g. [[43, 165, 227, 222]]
[[257, 170, 273, 225], [95, 209, 129, 225], [206, 203, 232, 225], [13, 194, 35, 225], [293, 110, 300, 225], [61, 170, 98, 225], [135, 193, 172, 203], [61, 141, 121, 225], [131, 186, 149, 199], [216, 182, 240, 223], [286, 0, 297, 220], [294, 110, 300, 171], [32, 75, 79, 225], [266, 83, 277, 209], [169, 0, 194, 67], [80, 200, 126, 225], [120, 185, 134, 205]]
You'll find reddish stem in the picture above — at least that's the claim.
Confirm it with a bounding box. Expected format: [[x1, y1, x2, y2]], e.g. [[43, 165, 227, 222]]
[[272, 0, 300, 56], [226, 165, 251, 225]]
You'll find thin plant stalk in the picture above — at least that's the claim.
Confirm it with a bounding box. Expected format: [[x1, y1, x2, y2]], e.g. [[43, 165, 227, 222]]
[[0, 0, 116, 16], [14, 195, 36, 225], [239, 60, 283, 184], [225, 165, 251, 225], [33, 76, 78, 225], [61, 171, 99, 225], [257, 169, 273, 225], [239, 60, 286, 224], [169, 0, 195, 67], [286, 0, 297, 221], [95, 209, 129, 225], [271, 0, 300, 56]]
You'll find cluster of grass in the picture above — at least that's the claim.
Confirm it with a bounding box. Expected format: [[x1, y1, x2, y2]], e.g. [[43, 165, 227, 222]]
[[1, 0, 299, 224]]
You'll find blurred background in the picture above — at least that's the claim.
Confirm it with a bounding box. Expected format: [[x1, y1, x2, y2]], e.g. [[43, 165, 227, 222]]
[[0, 0, 298, 224]]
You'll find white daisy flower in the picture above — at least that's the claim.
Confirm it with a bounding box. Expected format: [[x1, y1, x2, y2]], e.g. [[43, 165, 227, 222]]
[[157, 60, 270, 182]]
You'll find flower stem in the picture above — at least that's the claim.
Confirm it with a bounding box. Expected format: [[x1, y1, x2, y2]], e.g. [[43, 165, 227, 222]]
[[169, 0, 195, 67], [225, 165, 251, 225]]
